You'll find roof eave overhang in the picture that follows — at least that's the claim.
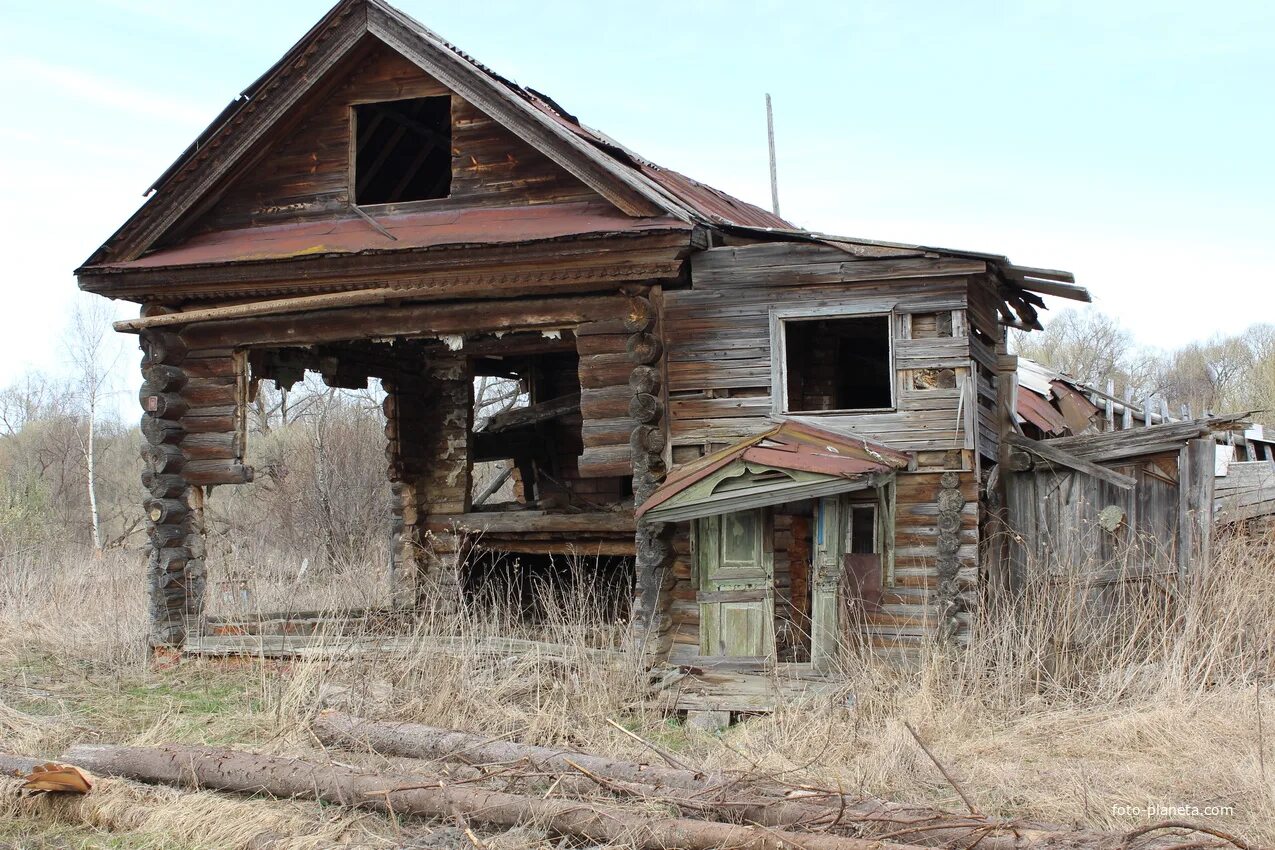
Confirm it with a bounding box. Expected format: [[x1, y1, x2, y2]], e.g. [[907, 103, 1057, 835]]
[[643, 470, 894, 524], [77, 227, 695, 304]]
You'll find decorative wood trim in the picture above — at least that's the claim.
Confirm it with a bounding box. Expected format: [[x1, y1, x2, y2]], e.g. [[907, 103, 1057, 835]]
[[92, 5, 370, 265]]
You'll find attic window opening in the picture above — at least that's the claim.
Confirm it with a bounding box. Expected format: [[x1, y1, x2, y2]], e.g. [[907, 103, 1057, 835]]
[[781, 315, 892, 412], [354, 97, 452, 205]]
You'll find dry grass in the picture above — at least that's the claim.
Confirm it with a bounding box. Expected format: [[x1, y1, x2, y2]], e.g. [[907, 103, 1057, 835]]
[[3, 532, 1275, 847]]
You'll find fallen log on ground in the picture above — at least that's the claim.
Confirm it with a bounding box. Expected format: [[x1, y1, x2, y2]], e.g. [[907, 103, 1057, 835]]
[[64, 742, 935, 850], [0, 752, 43, 776], [314, 708, 730, 793], [311, 712, 1211, 850], [1, 750, 285, 849]]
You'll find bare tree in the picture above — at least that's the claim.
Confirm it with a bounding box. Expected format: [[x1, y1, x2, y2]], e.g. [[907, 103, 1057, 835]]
[[64, 300, 122, 554], [1010, 308, 1155, 391]]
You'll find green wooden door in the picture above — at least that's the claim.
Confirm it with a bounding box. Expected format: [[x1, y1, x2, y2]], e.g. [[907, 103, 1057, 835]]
[[696, 509, 775, 658]]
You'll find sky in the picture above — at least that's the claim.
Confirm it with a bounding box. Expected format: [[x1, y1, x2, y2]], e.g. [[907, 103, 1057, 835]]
[[1, 0, 1272, 403]]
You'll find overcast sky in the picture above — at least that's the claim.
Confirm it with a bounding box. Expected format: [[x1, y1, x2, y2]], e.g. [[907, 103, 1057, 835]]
[[2, 0, 1272, 400]]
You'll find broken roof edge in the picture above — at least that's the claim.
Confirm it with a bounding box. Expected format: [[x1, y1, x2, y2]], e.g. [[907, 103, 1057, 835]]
[[718, 223, 1090, 305]]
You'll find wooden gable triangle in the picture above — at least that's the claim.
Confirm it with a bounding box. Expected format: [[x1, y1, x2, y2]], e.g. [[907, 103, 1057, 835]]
[[83, 0, 686, 268]]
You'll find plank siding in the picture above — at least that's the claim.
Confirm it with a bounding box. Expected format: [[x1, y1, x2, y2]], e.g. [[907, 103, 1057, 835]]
[[186, 39, 597, 238], [668, 247, 984, 456]]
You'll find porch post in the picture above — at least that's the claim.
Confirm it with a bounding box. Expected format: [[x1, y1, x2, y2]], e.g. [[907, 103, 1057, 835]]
[[625, 288, 675, 663]]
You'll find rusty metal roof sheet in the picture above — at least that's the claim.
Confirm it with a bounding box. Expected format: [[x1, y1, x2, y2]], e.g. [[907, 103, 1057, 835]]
[[1017, 388, 1070, 436], [98, 202, 689, 270], [637, 419, 910, 520]]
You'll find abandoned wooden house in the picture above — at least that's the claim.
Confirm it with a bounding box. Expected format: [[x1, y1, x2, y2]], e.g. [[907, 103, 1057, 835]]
[[80, 0, 1236, 686]]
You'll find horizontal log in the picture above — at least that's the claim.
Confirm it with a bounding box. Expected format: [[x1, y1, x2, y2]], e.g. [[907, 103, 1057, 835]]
[[481, 393, 580, 435], [141, 442, 184, 474], [145, 498, 187, 525], [139, 391, 188, 419], [183, 460, 253, 486], [425, 510, 636, 535], [141, 416, 184, 446], [140, 330, 187, 366], [578, 445, 633, 479], [63, 742, 921, 850], [141, 364, 187, 392], [580, 385, 633, 420], [141, 471, 187, 500], [181, 294, 630, 349]]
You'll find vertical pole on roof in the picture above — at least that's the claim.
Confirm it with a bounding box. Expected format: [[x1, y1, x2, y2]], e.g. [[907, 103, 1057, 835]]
[[766, 93, 781, 217]]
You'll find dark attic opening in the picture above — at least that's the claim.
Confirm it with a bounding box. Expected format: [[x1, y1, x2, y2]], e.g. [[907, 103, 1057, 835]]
[[354, 96, 452, 205], [784, 315, 892, 412]]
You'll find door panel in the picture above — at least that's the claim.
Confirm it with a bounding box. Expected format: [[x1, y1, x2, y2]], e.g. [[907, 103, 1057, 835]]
[[811, 497, 845, 669], [697, 510, 774, 658]]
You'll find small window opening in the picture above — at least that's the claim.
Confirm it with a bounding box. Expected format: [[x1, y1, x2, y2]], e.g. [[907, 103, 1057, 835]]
[[354, 97, 451, 205], [848, 504, 878, 554], [783, 315, 891, 411]]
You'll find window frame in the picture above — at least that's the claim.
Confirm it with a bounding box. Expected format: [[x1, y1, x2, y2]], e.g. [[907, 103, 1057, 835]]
[[349, 94, 454, 209], [768, 306, 897, 416]]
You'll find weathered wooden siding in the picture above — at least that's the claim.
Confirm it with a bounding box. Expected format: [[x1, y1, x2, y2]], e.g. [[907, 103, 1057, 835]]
[[185, 38, 596, 237], [668, 243, 986, 453], [1005, 452, 1185, 583]]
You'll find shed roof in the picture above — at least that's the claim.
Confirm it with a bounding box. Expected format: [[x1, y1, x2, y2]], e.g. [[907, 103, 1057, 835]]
[[637, 420, 910, 523]]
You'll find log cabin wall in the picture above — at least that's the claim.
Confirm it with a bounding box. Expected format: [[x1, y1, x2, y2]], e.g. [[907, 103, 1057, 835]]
[[657, 243, 990, 656], [139, 330, 255, 647], [176, 38, 598, 240], [412, 354, 473, 609]]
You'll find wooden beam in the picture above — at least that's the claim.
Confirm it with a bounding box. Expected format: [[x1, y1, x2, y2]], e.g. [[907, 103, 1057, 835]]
[[177, 293, 629, 349], [423, 510, 636, 535], [81, 231, 692, 303], [1005, 433, 1136, 490], [1016, 277, 1091, 303], [480, 393, 580, 435]]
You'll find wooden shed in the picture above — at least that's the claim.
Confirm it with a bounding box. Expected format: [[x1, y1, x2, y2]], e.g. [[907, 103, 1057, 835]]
[[78, 0, 1095, 670]]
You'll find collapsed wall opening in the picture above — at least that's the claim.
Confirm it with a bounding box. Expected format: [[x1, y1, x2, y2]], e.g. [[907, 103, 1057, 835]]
[[197, 343, 397, 621], [472, 340, 630, 511], [461, 549, 634, 625]]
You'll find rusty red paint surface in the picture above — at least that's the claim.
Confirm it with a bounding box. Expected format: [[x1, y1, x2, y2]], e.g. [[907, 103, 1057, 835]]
[[99, 202, 690, 270], [741, 446, 888, 478], [639, 163, 791, 229], [1017, 388, 1069, 435], [637, 420, 909, 519]]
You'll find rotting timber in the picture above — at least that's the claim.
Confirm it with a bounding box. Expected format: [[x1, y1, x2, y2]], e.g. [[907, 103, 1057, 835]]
[[76, 0, 1238, 711]]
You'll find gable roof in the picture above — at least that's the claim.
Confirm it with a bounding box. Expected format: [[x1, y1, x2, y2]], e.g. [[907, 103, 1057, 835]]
[[81, 0, 788, 270], [637, 419, 910, 523]]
